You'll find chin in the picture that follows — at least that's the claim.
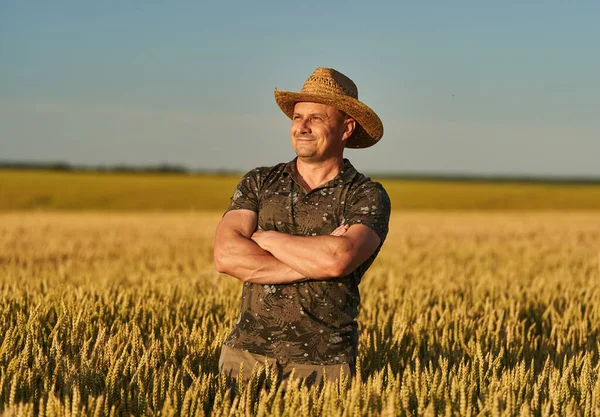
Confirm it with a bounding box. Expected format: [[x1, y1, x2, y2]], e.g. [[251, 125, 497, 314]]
[[293, 147, 316, 159], [297, 154, 329, 164]]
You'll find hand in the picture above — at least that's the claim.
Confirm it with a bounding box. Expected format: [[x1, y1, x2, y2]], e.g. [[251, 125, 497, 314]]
[[330, 224, 349, 237], [250, 229, 270, 250]]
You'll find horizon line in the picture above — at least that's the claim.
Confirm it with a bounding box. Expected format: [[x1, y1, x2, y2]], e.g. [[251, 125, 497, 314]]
[[1, 160, 600, 185]]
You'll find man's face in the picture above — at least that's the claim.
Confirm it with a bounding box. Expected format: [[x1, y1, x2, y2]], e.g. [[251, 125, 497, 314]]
[[290, 102, 353, 162]]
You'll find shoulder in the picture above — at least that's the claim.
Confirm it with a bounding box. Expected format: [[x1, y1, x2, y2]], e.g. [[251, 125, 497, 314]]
[[348, 171, 390, 207], [238, 161, 290, 187], [342, 169, 391, 242], [227, 161, 290, 211]]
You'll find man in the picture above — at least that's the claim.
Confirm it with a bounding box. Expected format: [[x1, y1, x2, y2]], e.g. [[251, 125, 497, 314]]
[[214, 67, 391, 386]]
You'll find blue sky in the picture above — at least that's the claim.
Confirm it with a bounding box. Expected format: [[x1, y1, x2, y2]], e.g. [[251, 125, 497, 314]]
[[1, 1, 599, 176]]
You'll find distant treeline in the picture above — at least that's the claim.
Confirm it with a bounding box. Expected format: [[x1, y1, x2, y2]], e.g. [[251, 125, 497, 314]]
[[1, 160, 599, 184], [0, 161, 232, 175]]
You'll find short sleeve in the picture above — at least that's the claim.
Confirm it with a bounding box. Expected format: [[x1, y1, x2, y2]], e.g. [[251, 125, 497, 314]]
[[225, 168, 264, 214], [343, 182, 391, 243]]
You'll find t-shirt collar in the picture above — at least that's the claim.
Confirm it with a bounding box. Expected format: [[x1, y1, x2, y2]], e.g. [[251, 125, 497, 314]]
[[283, 157, 357, 187]]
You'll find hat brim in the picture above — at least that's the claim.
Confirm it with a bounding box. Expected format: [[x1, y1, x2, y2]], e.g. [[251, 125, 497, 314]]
[[274, 89, 383, 149]]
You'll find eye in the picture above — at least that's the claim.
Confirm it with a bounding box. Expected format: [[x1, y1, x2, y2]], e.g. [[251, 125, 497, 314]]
[[312, 116, 323, 122]]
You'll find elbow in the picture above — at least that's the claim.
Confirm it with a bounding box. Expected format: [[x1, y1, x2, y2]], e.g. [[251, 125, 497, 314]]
[[321, 239, 356, 277], [322, 253, 354, 278], [214, 260, 226, 274], [214, 248, 250, 282], [213, 248, 229, 274]]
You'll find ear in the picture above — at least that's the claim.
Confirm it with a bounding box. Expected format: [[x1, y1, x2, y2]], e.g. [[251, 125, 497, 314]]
[[341, 118, 356, 142]]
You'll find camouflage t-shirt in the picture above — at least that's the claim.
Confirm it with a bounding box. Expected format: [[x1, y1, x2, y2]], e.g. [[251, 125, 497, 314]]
[[223, 157, 391, 366]]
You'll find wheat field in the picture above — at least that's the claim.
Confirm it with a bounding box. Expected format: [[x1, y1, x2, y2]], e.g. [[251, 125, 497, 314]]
[[1, 211, 599, 416], [3, 169, 600, 211]]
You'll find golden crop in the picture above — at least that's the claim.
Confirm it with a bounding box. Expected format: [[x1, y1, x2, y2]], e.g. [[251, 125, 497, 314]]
[[0, 211, 599, 416]]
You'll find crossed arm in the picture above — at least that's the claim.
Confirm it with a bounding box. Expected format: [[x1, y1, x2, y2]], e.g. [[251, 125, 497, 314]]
[[213, 209, 381, 284]]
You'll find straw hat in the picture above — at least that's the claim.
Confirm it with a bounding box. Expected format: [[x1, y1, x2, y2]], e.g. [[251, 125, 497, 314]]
[[274, 67, 384, 148]]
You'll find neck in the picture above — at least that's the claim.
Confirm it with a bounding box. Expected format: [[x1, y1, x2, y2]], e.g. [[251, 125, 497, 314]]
[[295, 156, 344, 191]]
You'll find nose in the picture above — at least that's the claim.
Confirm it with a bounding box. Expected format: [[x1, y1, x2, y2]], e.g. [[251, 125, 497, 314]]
[[295, 117, 311, 135]]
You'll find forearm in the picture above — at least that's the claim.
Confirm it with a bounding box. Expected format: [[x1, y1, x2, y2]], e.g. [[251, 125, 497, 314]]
[[214, 232, 306, 284], [253, 232, 353, 279]]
